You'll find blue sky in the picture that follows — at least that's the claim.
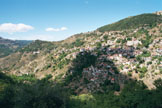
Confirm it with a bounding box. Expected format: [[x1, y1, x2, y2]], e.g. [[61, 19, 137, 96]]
[[0, 0, 161, 41]]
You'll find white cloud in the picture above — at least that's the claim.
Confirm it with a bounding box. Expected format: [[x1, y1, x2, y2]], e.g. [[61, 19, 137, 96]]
[[45, 27, 67, 32], [0, 23, 34, 34]]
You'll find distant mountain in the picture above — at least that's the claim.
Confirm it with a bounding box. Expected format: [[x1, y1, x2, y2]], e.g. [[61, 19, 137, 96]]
[[0, 37, 32, 57], [0, 12, 162, 94]]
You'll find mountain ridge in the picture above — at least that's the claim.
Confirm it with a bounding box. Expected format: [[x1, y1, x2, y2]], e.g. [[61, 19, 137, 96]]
[[0, 37, 32, 58], [98, 13, 162, 32]]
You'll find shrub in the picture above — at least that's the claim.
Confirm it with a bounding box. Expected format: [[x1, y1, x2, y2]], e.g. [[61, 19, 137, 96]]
[[136, 55, 144, 63], [142, 50, 151, 57], [154, 78, 162, 89], [116, 39, 121, 43], [141, 35, 153, 48], [103, 35, 108, 41], [96, 42, 102, 48], [138, 66, 147, 74], [128, 72, 132, 76]]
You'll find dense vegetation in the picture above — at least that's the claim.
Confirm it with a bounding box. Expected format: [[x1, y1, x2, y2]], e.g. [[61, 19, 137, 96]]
[[0, 72, 68, 108], [0, 72, 162, 108], [98, 14, 162, 32], [69, 80, 162, 108]]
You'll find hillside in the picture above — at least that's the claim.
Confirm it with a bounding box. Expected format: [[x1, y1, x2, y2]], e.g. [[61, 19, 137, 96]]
[[0, 37, 32, 58], [98, 13, 162, 32], [0, 12, 162, 93], [0, 11, 162, 108]]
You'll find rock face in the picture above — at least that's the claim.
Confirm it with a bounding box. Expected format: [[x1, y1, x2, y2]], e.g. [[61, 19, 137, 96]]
[[154, 11, 162, 15]]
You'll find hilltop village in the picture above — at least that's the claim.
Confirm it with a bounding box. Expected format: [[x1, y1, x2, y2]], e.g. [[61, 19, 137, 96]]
[[43, 23, 161, 93]]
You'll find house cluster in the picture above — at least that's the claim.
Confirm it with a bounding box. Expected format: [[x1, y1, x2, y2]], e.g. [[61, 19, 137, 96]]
[[126, 40, 142, 47], [33, 51, 40, 54], [51, 26, 161, 90], [106, 47, 135, 59], [80, 48, 135, 91], [82, 64, 116, 91]]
